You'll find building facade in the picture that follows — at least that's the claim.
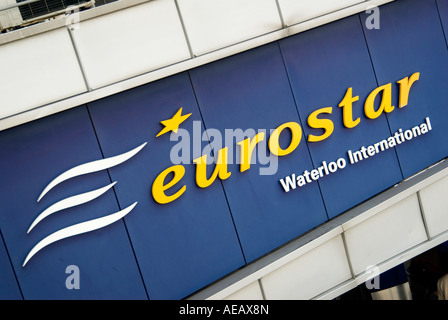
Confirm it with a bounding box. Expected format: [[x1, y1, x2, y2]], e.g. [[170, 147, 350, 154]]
[[1, 0, 448, 300]]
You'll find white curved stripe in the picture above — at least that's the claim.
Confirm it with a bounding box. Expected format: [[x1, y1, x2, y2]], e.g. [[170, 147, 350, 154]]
[[37, 142, 147, 202], [28, 182, 117, 234], [22, 202, 137, 267]]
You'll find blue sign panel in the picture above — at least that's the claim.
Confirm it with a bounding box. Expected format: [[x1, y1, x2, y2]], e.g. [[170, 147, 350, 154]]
[[1, 0, 448, 300], [189, 43, 328, 262], [0, 107, 147, 299], [361, 0, 448, 177], [88, 72, 245, 299], [279, 15, 403, 218]]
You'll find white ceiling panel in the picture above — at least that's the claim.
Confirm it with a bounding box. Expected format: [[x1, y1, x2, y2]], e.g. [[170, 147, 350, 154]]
[[177, 0, 282, 56]]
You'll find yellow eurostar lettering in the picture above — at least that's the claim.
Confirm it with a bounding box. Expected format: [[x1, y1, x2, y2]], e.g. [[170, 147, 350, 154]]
[[338, 87, 360, 128], [268, 122, 302, 156], [152, 165, 186, 204], [193, 147, 231, 188], [237, 132, 265, 172], [397, 72, 420, 108], [152, 72, 421, 204], [307, 107, 334, 142], [364, 82, 394, 119]]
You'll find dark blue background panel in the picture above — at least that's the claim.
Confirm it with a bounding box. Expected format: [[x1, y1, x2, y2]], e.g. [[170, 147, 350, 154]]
[[189, 43, 328, 263], [279, 15, 403, 219], [361, 0, 448, 178], [0, 107, 147, 299], [88, 72, 245, 300], [0, 234, 21, 299]]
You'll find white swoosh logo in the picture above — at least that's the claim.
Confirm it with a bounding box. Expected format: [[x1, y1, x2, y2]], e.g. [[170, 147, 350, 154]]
[[23, 202, 137, 267], [24, 142, 147, 267], [37, 142, 147, 202], [27, 182, 117, 234]]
